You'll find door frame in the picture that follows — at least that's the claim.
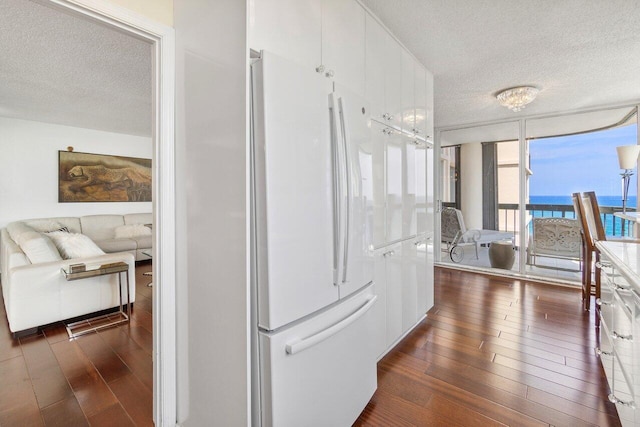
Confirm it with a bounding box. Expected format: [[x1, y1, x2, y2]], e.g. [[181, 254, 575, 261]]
[[48, 1, 177, 425]]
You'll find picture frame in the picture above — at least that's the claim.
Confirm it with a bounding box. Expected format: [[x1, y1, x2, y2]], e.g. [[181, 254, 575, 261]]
[[58, 150, 152, 202]]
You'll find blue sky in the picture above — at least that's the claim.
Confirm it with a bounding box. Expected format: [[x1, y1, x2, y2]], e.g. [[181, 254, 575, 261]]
[[529, 124, 638, 197]]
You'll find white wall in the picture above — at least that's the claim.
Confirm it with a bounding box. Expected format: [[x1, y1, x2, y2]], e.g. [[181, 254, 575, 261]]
[[174, 0, 249, 425], [104, 0, 173, 26], [460, 142, 483, 230], [0, 117, 152, 228]]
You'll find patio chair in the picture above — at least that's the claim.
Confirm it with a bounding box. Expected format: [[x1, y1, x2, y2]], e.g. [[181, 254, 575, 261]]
[[441, 207, 514, 263], [526, 217, 582, 272]]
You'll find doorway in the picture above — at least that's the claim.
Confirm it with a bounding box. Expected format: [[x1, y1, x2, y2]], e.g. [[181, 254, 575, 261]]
[[0, 0, 176, 425]]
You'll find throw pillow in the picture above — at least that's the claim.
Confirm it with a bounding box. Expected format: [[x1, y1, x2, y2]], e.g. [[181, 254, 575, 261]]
[[114, 224, 152, 239], [17, 231, 63, 264], [48, 231, 105, 259], [26, 219, 66, 233], [6, 221, 36, 243]]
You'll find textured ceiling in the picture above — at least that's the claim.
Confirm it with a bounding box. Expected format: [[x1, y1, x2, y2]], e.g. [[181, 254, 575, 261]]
[[362, 0, 640, 129], [0, 0, 151, 136]]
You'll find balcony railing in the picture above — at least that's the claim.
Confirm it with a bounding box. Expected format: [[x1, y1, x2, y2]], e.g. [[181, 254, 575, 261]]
[[442, 201, 636, 237], [498, 203, 635, 237]]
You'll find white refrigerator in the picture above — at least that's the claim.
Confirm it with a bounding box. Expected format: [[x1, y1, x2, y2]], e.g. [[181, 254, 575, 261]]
[[251, 51, 377, 427]]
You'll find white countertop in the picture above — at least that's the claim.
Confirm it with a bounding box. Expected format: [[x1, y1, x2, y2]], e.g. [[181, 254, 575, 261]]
[[613, 211, 640, 222], [596, 240, 640, 295]]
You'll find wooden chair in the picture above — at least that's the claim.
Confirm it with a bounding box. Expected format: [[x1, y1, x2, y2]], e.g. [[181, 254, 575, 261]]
[[572, 193, 593, 312], [581, 191, 640, 325]]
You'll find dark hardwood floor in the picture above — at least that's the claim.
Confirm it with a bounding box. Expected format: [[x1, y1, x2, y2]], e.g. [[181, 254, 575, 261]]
[[355, 266, 620, 427], [0, 264, 620, 426], [0, 262, 153, 427]]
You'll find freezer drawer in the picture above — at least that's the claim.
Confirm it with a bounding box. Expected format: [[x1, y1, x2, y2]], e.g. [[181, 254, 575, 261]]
[[259, 285, 377, 427]]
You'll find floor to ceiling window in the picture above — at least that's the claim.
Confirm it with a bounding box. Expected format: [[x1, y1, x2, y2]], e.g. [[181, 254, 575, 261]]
[[436, 106, 639, 285]]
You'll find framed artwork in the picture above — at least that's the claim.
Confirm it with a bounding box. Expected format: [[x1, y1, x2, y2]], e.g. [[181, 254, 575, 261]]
[[58, 151, 152, 202]]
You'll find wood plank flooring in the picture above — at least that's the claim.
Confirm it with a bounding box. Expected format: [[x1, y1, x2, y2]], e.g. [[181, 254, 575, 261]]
[[0, 264, 621, 426], [355, 266, 620, 427], [0, 263, 153, 427]]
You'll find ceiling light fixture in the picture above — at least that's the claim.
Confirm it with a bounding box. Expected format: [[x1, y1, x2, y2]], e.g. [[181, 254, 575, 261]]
[[496, 86, 539, 112]]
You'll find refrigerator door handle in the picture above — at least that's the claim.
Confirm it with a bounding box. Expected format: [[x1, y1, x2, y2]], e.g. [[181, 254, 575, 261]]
[[330, 94, 347, 286], [285, 295, 377, 355], [337, 97, 350, 284]]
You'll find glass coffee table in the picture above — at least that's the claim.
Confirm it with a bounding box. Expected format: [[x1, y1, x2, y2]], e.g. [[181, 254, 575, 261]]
[[61, 261, 131, 338]]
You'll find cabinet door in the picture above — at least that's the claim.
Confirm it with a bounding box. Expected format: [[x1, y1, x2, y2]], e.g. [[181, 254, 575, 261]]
[[424, 235, 434, 313], [322, 0, 365, 96], [384, 243, 403, 347], [365, 13, 386, 122], [425, 69, 434, 140], [386, 129, 404, 243], [371, 120, 387, 248], [384, 33, 402, 130], [415, 144, 427, 235], [426, 143, 434, 234], [403, 135, 417, 239], [401, 239, 419, 332], [249, 0, 321, 71], [372, 249, 387, 358], [400, 49, 415, 135], [414, 62, 427, 137]]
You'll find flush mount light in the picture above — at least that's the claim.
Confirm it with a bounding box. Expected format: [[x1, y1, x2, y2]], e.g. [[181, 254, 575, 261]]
[[496, 86, 539, 112]]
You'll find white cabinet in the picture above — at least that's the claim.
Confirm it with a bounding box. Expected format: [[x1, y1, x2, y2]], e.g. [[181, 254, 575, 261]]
[[385, 129, 404, 243], [249, 0, 321, 71], [384, 36, 402, 130], [400, 50, 415, 135], [249, 0, 365, 95], [321, 0, 365, 96], [365, 13, 402, 128], [425, 69, 434, 140], [372, 121, 418, 246], [425, 145, 434, 234], [415, 144, 427, 236], [372, 248, 388, 358], [371, 120, 387, 249], [374, 235, 428, 358], [596, 246, 639, 427], [414, 62, 427, 138], [383, 242, 403, 348]]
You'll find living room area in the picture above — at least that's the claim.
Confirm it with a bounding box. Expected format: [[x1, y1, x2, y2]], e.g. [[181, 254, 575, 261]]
[[0, 1, 156, 424]]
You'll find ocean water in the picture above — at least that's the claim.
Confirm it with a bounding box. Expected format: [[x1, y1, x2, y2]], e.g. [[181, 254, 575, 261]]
[[529, 195, 636, 208], [528, 195, 636, 236]]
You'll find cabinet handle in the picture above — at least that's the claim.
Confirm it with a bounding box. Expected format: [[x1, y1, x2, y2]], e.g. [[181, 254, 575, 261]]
[[325, 69, 334, 78], [383, 250, 395, 258], [595, 298, 612, 307], [387, 115, 393, 121], [613, 283, 631, 291], [595, 347, 612, 357], [608, 394, 636, 409], [315, 65, 325, 73], [414, 240, 424, 246], [413, 128, 421, 134], [612, 331, 633, 341]]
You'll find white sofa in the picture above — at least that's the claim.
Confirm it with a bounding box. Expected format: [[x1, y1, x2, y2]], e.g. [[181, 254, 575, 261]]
[[0, 213, 151, 335]]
